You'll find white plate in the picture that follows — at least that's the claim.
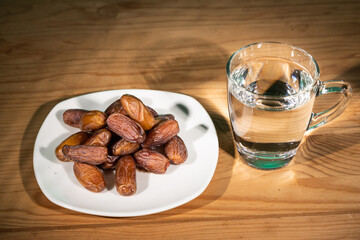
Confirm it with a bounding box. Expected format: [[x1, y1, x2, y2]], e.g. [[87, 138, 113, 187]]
[[33, 89, 219, 217]]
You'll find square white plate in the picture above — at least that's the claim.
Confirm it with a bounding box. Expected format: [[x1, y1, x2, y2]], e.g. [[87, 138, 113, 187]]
[[33, 89, 219, 217]]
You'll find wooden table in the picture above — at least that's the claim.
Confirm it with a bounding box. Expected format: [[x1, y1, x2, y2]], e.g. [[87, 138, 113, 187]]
[[1, 0, 359, 239]]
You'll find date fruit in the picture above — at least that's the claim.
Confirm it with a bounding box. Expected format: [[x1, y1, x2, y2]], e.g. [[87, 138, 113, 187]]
[[112, 138, 140, 156], [134, 149, 170, 174], [165, 136, 188, 165], [55, 132, 91, 162], [153, 114, 175, 126], [120, 94, 155, 131], [146, 106, 158, 117], [142, 119, 180, 149], [84, 128, 112, 146], [100, 155, 120, 170], [116, 155, 137, 196], [73, 162, 105, 192], [62, 145, 108, 165], [107, 113, 145, 143], [63, 109, 88, 128], [80, 110, 107, 132], [105, 99, 127, 116]]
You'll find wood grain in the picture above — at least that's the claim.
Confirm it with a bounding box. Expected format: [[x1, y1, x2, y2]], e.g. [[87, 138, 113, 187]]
[[0, 0, 360, 239]]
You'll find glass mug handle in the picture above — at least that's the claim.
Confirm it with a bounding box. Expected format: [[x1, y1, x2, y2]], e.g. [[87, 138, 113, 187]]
[[308, 80, 352, 130]]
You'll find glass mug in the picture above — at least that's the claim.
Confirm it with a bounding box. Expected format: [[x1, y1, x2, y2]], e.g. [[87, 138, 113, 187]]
[[227, 42, 352, 170]]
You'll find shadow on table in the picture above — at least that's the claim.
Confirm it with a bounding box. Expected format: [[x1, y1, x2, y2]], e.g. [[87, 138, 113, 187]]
[[19, 97, 85, 215], [139, 37, 234, 156], [293, 64, 360, 176], [336, 64, 360, 89], [294, 132, 360, 176], [134, 37, 237, 217]]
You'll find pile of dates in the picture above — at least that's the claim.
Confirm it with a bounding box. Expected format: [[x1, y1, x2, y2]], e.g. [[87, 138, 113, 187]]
[[55, 94, 187, 196]]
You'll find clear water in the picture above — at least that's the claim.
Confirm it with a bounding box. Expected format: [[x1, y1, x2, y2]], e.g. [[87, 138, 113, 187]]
[[228, 57, 316, 169]]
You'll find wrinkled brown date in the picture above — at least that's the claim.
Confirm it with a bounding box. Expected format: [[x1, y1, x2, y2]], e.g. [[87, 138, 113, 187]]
[[104, 99, 128, 116], [55, 132, 91, 162], [153, 114, 175, 126], [80, 110, 107, 132], [112, 138, 140, 156], [62, 145, 108, 165], [100, 155, 120, 170], [146, 106, 158, 117], [153, 144, 166, 155], [63, 109, 88, 128], [120, 94, 155, 131], [133, 149, 170, 174], [84, 128, 112, 146], [73, 162, 106, 192], [107, 113, 146, 143], [165, 136, 188, 165], [101, 161, 116, 170], [116, 155, 137, 196], [142, 119, 180, 149], [107, 154, 120, 163]]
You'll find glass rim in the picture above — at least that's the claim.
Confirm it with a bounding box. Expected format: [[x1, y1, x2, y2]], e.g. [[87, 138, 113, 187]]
[[226, 41, 320, 99]]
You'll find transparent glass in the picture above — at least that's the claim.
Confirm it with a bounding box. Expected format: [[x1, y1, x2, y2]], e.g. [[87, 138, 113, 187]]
[[227, 42, 352, 170]]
